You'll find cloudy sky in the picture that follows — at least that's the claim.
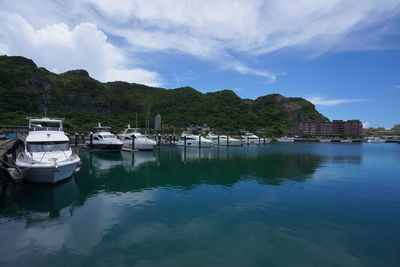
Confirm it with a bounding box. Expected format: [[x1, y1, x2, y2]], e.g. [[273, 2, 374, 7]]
[[1, 0, 400, 127]]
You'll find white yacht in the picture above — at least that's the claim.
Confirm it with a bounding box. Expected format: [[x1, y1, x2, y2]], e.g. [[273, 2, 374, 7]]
[[88, 123, 123, 151], [276, 136, 295, 142], [367, 137, 386, 143], [176, 132, 214, 147], [319, 139, 331, 143], [118, 125, 157, 151], [241, 132, 261, 144], [206, 133, 243, 146], [15, 117, 80, 184]]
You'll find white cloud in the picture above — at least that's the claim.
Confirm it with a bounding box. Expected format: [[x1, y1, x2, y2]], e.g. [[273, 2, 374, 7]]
[[307, 96, 367, 106], [0, 11, 163, 87], [1, 0, 400, 84], [230, 63, 277, 84], [363, 122, 372, 128], [88, 0, 400, 54], [86, 0, 400, 81]]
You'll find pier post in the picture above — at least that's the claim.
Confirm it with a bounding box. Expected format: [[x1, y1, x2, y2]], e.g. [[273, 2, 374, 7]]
[[184, 136, 187, 149], [217, 135, 220, 146], [259, 137, 261, 145], [131, 134, 135, 151], [81, 134, 85, 144], [247, 137, 249, 145], [90, 132, 93, 145], [199, 135, 201, 148], [75, 133, 78, 147], [158, 135, 161, 148], [227, 135, 229, 147]]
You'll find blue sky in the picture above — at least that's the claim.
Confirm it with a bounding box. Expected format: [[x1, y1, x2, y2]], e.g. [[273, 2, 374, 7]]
[[1, 0, 399, 128]]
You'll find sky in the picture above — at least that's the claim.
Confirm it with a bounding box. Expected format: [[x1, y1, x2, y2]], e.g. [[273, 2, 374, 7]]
[[0, 0, 399, 128]]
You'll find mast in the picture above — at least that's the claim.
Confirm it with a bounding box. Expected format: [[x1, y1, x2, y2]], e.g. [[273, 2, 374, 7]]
[[146, 102, 151, 134]]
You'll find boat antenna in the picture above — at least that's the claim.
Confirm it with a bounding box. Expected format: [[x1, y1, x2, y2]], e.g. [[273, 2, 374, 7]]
[[146, 102, 151, 134]]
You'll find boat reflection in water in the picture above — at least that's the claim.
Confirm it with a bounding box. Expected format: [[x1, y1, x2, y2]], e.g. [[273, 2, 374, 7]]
[[120, 151, 158, 171], [88, 152, 124, 176], [75, 146, 332, 193], [15, 178, 79, 218], [87, 151, 158, 175]]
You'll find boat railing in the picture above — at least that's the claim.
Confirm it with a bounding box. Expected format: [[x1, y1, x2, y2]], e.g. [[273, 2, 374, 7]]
[[19, 150, 79, 164], [30, 127, 62, 131]]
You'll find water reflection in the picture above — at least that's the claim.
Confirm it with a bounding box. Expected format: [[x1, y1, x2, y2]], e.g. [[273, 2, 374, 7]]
[[1, 145, 363, 215], [0, 178, 79, 222], [15, 178, 79, 213], [75, 147, 325, 196], [3, 144, 399, 267]]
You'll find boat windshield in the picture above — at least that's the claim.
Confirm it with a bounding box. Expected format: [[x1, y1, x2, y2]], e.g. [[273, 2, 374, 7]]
[[103, 135, 116, 139], [27, 141, 70, 152]]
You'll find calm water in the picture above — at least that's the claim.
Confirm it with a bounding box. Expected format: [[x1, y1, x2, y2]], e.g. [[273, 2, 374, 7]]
[[1, 143, 399, 266]]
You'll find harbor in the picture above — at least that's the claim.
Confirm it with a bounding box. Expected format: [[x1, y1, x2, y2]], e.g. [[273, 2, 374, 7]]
[[1, 142, 400, 266], [1, 1, 400, 264]]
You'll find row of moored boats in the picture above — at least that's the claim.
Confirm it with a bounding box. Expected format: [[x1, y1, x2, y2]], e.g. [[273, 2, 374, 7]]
[[13, 117, 391, 185]]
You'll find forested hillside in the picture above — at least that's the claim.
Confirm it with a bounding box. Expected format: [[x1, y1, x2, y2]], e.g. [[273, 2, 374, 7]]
[[0, 55, 328, 135]]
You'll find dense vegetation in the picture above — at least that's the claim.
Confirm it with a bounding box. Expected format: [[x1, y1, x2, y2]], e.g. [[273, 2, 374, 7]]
[[0, 55, 328, 135]]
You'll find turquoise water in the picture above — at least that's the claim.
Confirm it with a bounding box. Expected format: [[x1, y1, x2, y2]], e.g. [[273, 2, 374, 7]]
[[1, 143, 399, 266]]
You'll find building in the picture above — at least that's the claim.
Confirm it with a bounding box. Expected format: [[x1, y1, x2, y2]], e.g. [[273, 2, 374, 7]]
[[293, 120, 362, 137], [395, 124, 400, 135], [154, 114, 161, 131]]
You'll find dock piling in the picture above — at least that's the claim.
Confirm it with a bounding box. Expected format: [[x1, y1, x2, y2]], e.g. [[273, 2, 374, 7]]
[[90, 132, 93, 145], [75, 133, 78, 147]]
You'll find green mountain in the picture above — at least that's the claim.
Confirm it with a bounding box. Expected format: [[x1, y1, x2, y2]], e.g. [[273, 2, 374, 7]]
[[0, 55, 328, 135]]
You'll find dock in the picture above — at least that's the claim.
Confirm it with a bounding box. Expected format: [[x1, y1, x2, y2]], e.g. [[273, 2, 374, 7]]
[[0, 139, 23, 204]]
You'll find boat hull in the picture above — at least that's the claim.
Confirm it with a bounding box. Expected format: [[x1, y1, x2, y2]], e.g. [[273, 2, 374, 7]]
[[88, 143, 123, 151], [176, 141, 214, 147], [21, 162, 79, 184], [213, 140, 243, 146], [122, 141, 157, 151], [244, 139, 262, 145]]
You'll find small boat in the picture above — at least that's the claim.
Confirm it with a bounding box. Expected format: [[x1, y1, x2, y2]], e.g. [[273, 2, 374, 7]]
[[367, 137, 386, 143], [276, 136, 295, 142], [176, 132, 214, 147], [241, 132, 261, 144], [340, 138, 352, 143], [118, 125, 157, 151], [206, 133, 243, 146], [88, 123, 123, 151], [319, 139, 331, 143], [15, 117, 80, 184]]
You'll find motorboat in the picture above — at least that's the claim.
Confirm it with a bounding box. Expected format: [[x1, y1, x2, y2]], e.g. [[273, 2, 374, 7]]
[[276, 136, 295, 142], [367, 137, 386, 143], [88, 123, 123, 151], [206, 133, 243, 146], [340, 138, 352, 143], [176, 132, 213, 147], [118, 125, 157, 151], [241, 132, 261, 144], [15, 117, 80, 184], [319, 139, 331, 143]]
